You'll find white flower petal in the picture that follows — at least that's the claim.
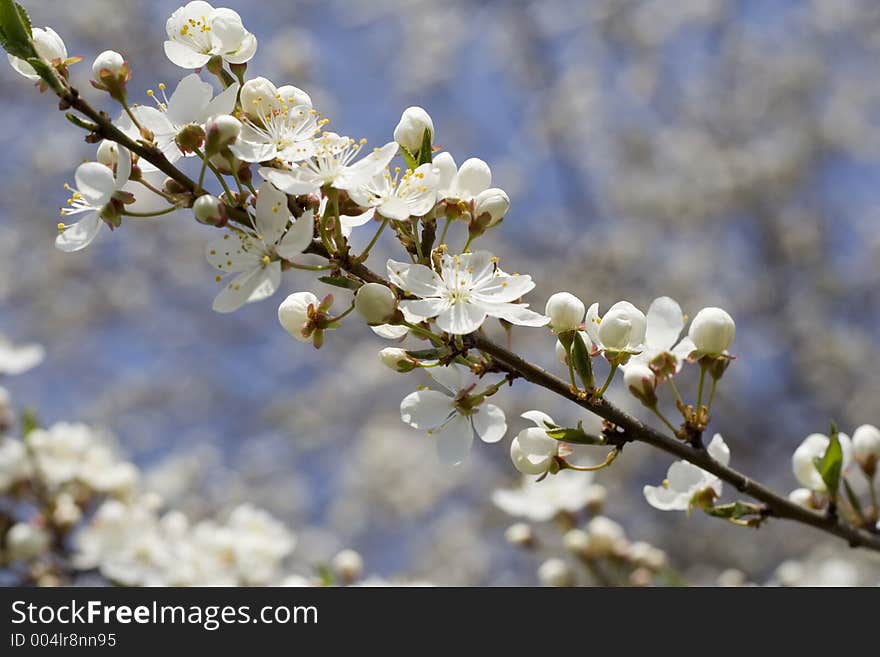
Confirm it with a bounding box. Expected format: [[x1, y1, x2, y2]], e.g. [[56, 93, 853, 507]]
[[472, 274, 535, 304], [212, 264, 279, 313], [386, 260, 444, 297], [425, 365, 464, 394], [472, 403, 506, 444], [276, 210, 314, 260], [400, 390, 454, 429], [74, 162, 116, 206], [163, 40, 212, 69], [398, 298, 450, 320], [521, 410, 555, 429], [643, 485, 689, 511], [205, 234, 260, 273], [707, 434, 730, 466], [258, 167, 320, 195], [434, 415, 474, 466], [254, 182, 290, 245], [482, 303, 549, 327], [56, 213, 102, 252], [371, 324, 409, 340], [166, 74, 213, 126], [435, 302, 487, 335], [203, 81, 241, 120], [646, 296, 684, 351]]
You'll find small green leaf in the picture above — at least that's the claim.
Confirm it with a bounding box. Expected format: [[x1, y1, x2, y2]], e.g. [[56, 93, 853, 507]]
[[399, 144, 418, 171], [813, 422, 843, 500], [417, 127, 433, 165], [21, 407, 40, 437], [405, 347, 448, 360], [544, 420, 604, 445], [318, 276, 361, 290], [0, 0, 35, 59], [571, 331, 595, 389]]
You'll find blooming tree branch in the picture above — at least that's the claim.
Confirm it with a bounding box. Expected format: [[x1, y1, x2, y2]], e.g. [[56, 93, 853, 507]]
[[3, 0, 880, 582]]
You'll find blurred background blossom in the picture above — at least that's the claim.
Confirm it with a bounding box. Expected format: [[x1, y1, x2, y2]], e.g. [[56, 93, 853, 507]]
[[1, 0, 880, 585]]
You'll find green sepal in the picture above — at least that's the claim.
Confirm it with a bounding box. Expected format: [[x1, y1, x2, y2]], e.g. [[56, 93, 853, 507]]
[[813, 422, 843, 500], [543, 420, 604, 445], [318, 276, 361, 290]]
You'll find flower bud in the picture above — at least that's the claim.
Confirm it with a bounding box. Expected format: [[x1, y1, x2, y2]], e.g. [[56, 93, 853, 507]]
[[586, 516, 626, 556], [5, 523, 50, 561], [510, 427, 558, 475], [355, 283, 397, 325], [277, 84, 312, 108], [688, 307, 735, 356], [624, 363, 657, 406], [598, 310, 633, 352], [537, 558, 573, 587], [504, 522, 534, 548], [853, 424, 880, 476], [562, 528, 591, 556], [788, 487, 817, 509], [91, 50, 125, 80], [175, 123, 206, 154], [545, 292, 585, 333], [205, 115, 242, 155], [278, 292, 319, 341], [378, 347, 415, 373], [193, 194, 226, 226], [792, 432, 852, 491], [332, 549, 364, 584], [96, 140, 118, 167], [473, 188, 509, 227], [555, 330, 591, 364], [393, 106, 434, 154]]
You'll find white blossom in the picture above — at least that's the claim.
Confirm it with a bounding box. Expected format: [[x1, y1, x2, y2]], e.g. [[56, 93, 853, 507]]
[[0, 337, 45, 376], [688, 307, 736, 357], [643, 434, 730, 511], [792, 432, 853, 492], [231, 77, 318, 164], [125, 74, 239, 167], [852, 424, 880, 470], [348, 162, 439, 221], [509, 410, 560, 475], [393, 106, 434, 154], [629, 296, 694, 373], [5, 523, 50, 561], [399, 364, 507, 465], [0, 439, 32, 493], [206, 182, 314, 313], [472, 188, 510, 226], [545, 292, 585, 333], [433, 153, 491, 202], [492, 469, 599, 521], [164, 2, 257, 69], [584, 300, 647, 356], [537, 558, 573, 587], [354, 283, 397, 325], [388, 251, 548, 335], [7, 27, 67, 81], [277, 292, 319, 341], [57, 148, 131, 252], [91, 50, 125, 80], [260, 133, 398, 196]]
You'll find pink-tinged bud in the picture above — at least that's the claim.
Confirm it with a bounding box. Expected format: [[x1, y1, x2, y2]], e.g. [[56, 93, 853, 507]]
[[278, 292, 319, 341], [192, 194, 226, 226], [91, 50, 125, 80], [204, 115, 242, 155], [473, 187, 509, 226], [355, 283, 397, 325], [393, 106, 434, 154]]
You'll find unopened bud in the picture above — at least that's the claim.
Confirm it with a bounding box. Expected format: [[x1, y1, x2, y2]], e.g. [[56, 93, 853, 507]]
[[688, 307, 735, 357], [393, 106, 434, 154], [5, 523, 50, 561], [96, 140, 118, 167], [545, 292, 585, 333], [378, 347, 415, 373], [204, 115, 242, 155], [504, 522, 534, 548], [193, 194, 226, 226], [623, 363, 657, 406], [91, 50, 125, 80], [355, 283, 397, 325], [331, 549, 364, 584], [853, 424, 880, 477], [473, 188, 509, 227], [537, 558, 573, 587], [278, 292, 319, 342], [562, 528, 591, 556]]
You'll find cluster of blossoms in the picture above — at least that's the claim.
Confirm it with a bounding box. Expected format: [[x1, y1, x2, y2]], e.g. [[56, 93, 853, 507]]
[[493, 470, 670, 586], [4, 0, 880, 576], [0, 335, 402, 586]]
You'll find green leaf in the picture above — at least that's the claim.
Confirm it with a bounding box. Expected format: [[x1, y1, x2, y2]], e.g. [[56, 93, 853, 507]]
[[704, 500, 760, 520], [318, 276, 361, 290], [813, 422, 843, 500], [405, 347, 448, 360], [0, 0, 35, 59], [399, 144, 418, 172], [21, 407, 40, 438], [417, 127, 433, 165], [571, 331, 595, 389], [544, 420, 604, 445]]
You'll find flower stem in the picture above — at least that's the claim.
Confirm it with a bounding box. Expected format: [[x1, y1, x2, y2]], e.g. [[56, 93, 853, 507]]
[[327, 302, 355, 323], [696, 363, 707, 410], [706, 377, 718, 413], [401, 321, 445, 346], [650, 406, 679, 437], [564, 449, 619, 472], [357, 218, 389, 262], [438, 217, 452, 245], [596, 364, 618, 397], [123, 206, 178, 218], [122, 102, 144, 135], [667, 378, 684, 406]]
